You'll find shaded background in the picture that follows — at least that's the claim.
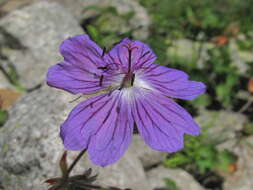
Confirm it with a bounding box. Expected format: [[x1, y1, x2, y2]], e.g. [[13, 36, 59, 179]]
[[0, 0, 253, 190]]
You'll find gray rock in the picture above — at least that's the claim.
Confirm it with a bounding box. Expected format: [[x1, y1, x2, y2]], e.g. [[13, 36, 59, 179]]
[[0, 1, 83, 89], [0, 70, 12, 89], [87, 150, 151, 190], [0, 86, 73, 190], [0, 85, 151, 190], [147, 166, 205, 190], [229, 38, 251, 75], [166, 39, 214, 68], [131, 135, 166, 168], [166, 38, 252, 74], [52, 0, 150, 39], [107, 0, 150, 39], [223, 137, 253, 190], [67, 142, 152, 190], [195, 111, 247, 143]]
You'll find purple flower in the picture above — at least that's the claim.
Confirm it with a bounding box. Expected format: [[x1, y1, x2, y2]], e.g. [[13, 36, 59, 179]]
[[47, 34, 206, 167]]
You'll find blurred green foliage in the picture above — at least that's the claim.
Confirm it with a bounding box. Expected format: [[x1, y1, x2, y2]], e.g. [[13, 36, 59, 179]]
[[84, 0, 253, 111], [83, 6, 134, 48], [0, 64, 24, 91], [139, 0, 253, 109], [205, 47, 239, 107], [82, 0, 251, 180], [164, 129, 237, 173], [140, 0, 253, 37], [164, 178, 181, 190], [6, 65, 21, 88], [243, 122, 253, 135], [0, 109, 8, 127]]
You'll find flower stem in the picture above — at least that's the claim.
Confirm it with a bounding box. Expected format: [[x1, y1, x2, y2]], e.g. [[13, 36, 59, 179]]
[[66, 149, 87, 177]]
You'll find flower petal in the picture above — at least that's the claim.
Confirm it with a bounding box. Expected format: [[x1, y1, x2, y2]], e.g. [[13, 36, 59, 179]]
[[60, 91, 134, 166], [106, 38, 157, 72], [60, 93, 113, 150], [88, 90, 134, 166], [60, 34, 105, 70], [47, 34, 115, 94], [140, 64, 206, 100], [47, 61, 107, 94], [132, 89, 200, 152]]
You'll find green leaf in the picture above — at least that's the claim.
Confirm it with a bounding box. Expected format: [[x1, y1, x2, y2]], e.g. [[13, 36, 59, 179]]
[[164, 154, 189, 168], [0, 110, 8, 127], [215, 151, 237, 172], [195, 146, 216, 173], [59, 151, 68, 176], [86, 25, 101, 42], [191, 94, 211, 107], [186, 7, 198, 25]]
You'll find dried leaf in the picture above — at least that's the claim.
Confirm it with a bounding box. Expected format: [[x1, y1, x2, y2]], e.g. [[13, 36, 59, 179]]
[[248, 78, 253, 93], [212, 35, 229, 46], [60, 151, 68, 176], [44, 177, 61, 185], [0, 89, 21, 109], [228, 163, 237, 173]]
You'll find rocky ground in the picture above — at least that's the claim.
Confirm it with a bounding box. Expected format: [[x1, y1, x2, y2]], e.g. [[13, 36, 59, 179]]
[[0, 1, 252, 190]]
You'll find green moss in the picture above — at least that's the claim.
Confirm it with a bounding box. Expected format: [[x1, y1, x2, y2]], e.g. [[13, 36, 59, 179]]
[[164, 178, 181, 190], [164, 120, 237, 173]]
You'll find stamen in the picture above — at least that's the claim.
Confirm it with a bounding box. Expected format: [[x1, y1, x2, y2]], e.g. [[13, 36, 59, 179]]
[[99, 75, 104, 86], [118, 85, 123, 91], [128, 49, 132, 73], [122, 44, 138, 73], [69, 95, 82, 103], [97, 66, 107, 70], [102, 47, 106, 57], [131, 73, 135, 86]]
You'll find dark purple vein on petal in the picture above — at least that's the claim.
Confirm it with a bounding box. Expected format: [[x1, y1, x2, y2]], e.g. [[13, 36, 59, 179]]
[[137, 54, 156, 70], [117, 47, 124, 66], [144, 69, 174, 78], [92, 94, 119, 136], [144, 99, 181, 138], [138, 99, 176, 150], [134, 99, 152, 140], [79, 97, 114, 134], [70, 94, 108, 120], [107, 52, 117, 64], [135, 44, 144, 66]]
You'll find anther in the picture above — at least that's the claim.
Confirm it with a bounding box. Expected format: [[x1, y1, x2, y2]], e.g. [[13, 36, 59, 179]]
[[69, 95, 82, 103], [128, 49, 132, 73], [99, 75, 104, 86], [102, 47, 106, 57], [97, 66, 107, 70], [131, 73, 135, 86], [118, 85, 123, 91]]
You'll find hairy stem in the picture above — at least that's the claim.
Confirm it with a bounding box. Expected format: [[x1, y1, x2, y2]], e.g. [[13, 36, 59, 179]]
[[66, 149, 87, 177]]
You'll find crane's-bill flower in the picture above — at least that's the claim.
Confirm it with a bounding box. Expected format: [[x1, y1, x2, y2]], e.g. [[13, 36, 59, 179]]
[[47, 34, 206, 167]]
